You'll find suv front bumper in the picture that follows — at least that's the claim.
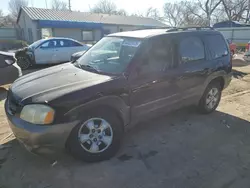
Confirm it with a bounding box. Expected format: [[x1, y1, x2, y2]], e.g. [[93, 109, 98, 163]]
[[5, 100, 79, 155]]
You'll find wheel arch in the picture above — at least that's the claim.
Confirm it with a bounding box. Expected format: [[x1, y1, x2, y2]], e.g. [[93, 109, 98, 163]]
[[204, 71, 227, 90], [208, 76, 225, 89], [64, 95, 130, 127], [196, 71, 227, 105]]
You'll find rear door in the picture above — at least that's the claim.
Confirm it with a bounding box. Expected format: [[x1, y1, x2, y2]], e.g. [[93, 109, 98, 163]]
[[204, 34, 230, 73], [175, 34, 209, 102], [54, 39, 87, 62], [52, 39, 69, 63]]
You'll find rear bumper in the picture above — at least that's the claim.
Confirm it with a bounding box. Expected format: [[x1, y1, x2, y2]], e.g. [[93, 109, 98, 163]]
[[5, 101, 79, 155]]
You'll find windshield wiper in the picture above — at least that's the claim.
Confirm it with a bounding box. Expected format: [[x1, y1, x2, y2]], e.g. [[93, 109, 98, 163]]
[[79, 64, 99, 73]]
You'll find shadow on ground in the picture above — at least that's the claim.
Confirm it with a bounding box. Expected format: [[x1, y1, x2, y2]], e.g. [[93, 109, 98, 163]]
[[232, 69, 248, 79], [1, 108, 250, 188]]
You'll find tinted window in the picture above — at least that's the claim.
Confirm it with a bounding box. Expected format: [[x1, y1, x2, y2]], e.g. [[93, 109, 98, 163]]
[[139, 37, 173, 74], [53, 40, 72, 47], [71, 40, 82, 47], [205, 35, 228, 59], [179, 36, 205, 63], [40, 40, 57, 48]]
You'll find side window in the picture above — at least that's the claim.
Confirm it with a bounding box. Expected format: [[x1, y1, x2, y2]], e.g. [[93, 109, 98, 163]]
[[205, 35, 228, 59], [58, 40, 64, 47], [139, 37, 173, 74], [40, 40, 56, 49], [54, 40, 71, 48], [179, 36, 205, 64], [71, 40, 82, 47]]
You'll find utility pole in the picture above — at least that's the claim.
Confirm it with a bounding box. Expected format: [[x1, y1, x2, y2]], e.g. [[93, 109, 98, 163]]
[[45, 0, 48, 8], [68, 0, 71, 11]]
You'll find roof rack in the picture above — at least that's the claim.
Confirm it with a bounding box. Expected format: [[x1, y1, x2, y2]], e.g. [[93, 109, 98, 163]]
[[167, 27, 214, 32]]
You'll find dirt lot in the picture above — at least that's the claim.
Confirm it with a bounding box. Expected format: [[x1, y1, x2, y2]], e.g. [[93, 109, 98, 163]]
[[1, 56, 250, 188]]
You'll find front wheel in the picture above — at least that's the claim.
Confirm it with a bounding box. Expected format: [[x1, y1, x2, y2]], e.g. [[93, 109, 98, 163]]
[[67, 110, 124, 162], [16, 56, 31, 70], [198, 82, 222, 114]]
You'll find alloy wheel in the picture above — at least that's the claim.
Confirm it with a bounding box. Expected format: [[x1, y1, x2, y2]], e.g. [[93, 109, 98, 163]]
[[78, 118, 113, 153], [17, 57, 30, 70], [206, 87, 219, 110]]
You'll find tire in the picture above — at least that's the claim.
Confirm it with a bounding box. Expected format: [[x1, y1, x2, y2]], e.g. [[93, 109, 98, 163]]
[[16, 56, 31, 70], [67, 109, 124, 162], [198, 82, 222, 114]]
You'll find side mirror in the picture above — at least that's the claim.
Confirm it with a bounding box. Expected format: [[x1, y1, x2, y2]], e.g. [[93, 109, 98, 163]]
[[0, 52, 15, 68]]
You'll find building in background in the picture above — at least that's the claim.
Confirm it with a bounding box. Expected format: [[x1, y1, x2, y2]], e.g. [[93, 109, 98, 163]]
[[16, 7, 166, 44], [214, 21, 250, 49], [213, 21, 250, 28]]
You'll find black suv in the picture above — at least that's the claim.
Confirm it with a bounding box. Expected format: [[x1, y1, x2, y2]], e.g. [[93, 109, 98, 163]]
[[5, 28, 232, 162]]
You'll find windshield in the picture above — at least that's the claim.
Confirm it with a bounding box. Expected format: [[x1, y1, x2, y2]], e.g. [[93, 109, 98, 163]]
[[29, 39, 46, 49], [75, 37, 142, 74]]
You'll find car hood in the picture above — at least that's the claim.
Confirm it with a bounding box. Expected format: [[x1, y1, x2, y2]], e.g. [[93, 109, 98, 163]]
[[10, 63, 113, 103]]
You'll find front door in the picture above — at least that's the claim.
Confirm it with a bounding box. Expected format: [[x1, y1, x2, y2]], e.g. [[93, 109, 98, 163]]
[[35, 39, 57, 64], [129, 36, 181, 121]]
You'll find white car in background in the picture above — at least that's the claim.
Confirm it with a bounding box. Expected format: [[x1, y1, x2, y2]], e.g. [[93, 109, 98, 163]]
[[15, 38, 90, 70]]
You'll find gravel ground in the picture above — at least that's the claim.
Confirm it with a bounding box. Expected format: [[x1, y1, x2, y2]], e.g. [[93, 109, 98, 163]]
[[1, 56, 250, 188]]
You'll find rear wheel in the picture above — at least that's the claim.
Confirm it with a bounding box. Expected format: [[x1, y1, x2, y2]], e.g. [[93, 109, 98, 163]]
[[16, 56, 31, 70], [198, 82, 222, 114], [67, 110, 123, 162]]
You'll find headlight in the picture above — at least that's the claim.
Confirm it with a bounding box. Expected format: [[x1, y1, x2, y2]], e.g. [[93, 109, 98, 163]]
[[20, 104, 55, 125]]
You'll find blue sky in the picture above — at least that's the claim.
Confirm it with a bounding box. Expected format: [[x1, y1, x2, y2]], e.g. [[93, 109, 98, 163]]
[[0, 0, 180, 15]]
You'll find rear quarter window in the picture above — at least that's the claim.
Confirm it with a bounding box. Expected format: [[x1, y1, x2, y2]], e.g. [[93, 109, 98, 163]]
[[71, 40, 83, 47], [205, 34, 228, 59]]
